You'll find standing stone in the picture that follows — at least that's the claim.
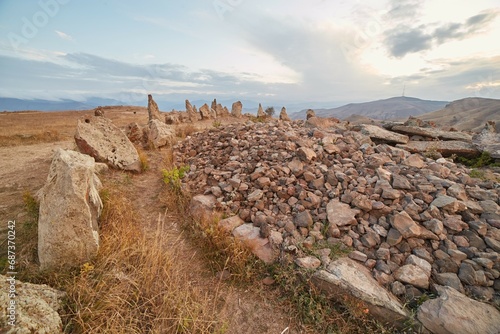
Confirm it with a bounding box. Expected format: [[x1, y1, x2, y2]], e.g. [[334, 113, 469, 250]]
[[148, 119, 175, 148], [231, 101, 243, 118], [147, 94, 162, 122], [211, 98, 217, 111], [125, 122, 144, 145], [417, 286, 500, 334], [306, 109, 316, 120], [75, 116, 141, 172], [280, 107, 291, 121], [257, 103, 265, 117], [216, 103, 228, 117], [472, 121, 500, 159], [199, 103, 212, 120], [186, 99, 198, 122], [94, 107, 104, 117], [38, 149, 102, 270]]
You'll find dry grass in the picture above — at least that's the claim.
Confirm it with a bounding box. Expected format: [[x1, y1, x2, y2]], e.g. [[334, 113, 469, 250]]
[[175, 123, 198, 139], [62, 189, 224, 333]]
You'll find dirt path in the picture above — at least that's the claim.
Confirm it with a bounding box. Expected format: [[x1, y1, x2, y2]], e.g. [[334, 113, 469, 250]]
[[106, 148, 300, 334]]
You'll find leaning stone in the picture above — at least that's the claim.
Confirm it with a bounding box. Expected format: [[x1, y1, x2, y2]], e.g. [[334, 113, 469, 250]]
[[417, 286, 500, 334], [147, 94, 162, 121], [37, 149, 102, 270], [75, 116, 141, 172], [312, 257, 409, 327]]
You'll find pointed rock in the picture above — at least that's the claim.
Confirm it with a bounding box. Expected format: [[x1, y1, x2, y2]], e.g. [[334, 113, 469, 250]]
[[147, 94, 162, 122], [257, 103, 265, 117], [280, 106, 291, 121]]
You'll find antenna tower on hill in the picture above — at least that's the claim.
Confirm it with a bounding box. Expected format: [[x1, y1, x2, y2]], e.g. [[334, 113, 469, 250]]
[[402, 84, 406, 97]]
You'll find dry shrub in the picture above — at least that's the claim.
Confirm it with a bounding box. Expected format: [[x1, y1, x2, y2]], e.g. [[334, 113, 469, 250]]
[[175, 124, 197, 139], [63, 189, 222, 333]]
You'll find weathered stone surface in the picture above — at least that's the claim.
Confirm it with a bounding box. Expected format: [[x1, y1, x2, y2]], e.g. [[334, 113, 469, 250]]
[[125, 122, 144, 145], [94, 106, 104, 117], [312, 258, 408, 326], [38, 149, 102, 270], [391, 211, 421, 239], [232, 224, 275, 263], [199, 103, 212, 120], [306, 109, 316, 120], [189, 194, 216, 219], [297, 147, 316, 162], [472, 121, 500, 159], [394, 264, 429, 289], [218, 215, 245, 233], [0, 274, 66, 333], [294, 210, 313, 227], [279, 107, 291, 121], [147, 94, 162, 121], [417, 286, 500, 334], [397, 141, 480, 158], [148, 119, 175, 148], [231, 101, 242, 118], [185, 99, 198, 122], [354, 124, 409, 144], [327, 199, 359, 226], [75, 116, 141, 172], [391, 125, 473, 142]]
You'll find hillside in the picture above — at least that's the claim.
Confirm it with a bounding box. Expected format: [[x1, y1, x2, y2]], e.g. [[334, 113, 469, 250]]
[[292, 96, 448, 120], [419, 97, 500, 132], [0, 97, 125, 112]]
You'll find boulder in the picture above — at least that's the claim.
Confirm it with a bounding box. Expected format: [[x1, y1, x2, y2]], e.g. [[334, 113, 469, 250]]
[[391, 125, 473, 142], [306, 109, 316, 120], [472, 121, 500, 159], [417, 286, 500, 334], [393, 264, 429, 289], [148, 119, 175, 148], [231, 101, 243, 118], [396, 141, 480, 158], [199, 103, 212, 120], [257, 103, 265, 117], [165, 112, 181, 125], [75, 116, 141, 172], [186, 99, 198, 122], [37, 149, 102, 270], [94, 106, 104, 117], [125, 122, 144, 145], [353, 124, 409, 144], [279, 107, 291, 121], [0, 274, 66, 333], [147, 94, 162, 122], [312, 257, 409, 327], [189, 194, 217, 220]]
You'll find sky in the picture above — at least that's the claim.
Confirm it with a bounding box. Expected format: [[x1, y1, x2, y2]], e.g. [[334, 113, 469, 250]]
[[0, 0, 499, 107]]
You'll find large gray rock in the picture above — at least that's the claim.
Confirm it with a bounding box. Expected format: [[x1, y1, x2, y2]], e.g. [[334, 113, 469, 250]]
[[312, 257, 408, 327], [396, 141, 480, 158], [0, 274, 66, 333], [37, 149, 102, 270], [147, 94, 162, 121], [75, 116, 141, 172], [148, 119, 175, 148], [231, 101, 242, 118], [472, 121, 500, 159], [199, 103, 212, 120], [417, 286, 500, 334], [353, 124, 409, 144]]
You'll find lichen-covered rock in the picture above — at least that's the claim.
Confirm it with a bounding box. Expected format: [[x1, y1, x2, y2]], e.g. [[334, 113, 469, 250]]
[[75, 116, 141, 172], [148, 119, 175, 148], [37, 149, 102, 270], [0, 275, 66, 333]]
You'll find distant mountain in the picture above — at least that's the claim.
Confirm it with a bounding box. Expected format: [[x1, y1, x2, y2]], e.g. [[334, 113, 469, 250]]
[[419, 97, 500, 132], [0, 97, 125, 111], [291, 96, 448, 120]]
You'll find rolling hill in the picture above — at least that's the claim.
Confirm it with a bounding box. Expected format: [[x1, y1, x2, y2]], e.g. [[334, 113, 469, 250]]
[[419, 97, 500, 132], [291, 96, 448, 120]]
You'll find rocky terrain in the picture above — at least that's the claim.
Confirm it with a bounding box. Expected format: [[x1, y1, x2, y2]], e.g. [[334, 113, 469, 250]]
[[173, 112, 500, 331]]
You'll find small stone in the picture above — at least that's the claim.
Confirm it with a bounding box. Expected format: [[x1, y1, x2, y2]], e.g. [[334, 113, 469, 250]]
[[348, 250, 368, 262], [394, 264, 429, 289], [295, 256, 321, 269]]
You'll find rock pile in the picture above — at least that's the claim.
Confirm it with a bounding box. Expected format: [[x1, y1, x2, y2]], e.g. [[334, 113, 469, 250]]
[[173, 119, 500, 329]]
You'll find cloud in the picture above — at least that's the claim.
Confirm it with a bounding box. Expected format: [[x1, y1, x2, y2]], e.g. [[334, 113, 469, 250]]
[[55, 30, 73, 41], [384, 9, 499, 58]]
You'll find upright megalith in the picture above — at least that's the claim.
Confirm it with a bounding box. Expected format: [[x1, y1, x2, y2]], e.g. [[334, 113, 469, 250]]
[[279, 106, 291, 121], [199, 103, 212, 120], [38, 149, 103, 270], [147, 94, 162, 122], [148, 119, 175, 148], [75, 116, 141, 172], [306, 109, 316, 120], [186, 99, 198, 122], [257, 103, 265, 117], [231, 101, 242, 118]]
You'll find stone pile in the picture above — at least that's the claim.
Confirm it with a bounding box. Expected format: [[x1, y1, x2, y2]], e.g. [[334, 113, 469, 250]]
[[173, 119, 500, 328]]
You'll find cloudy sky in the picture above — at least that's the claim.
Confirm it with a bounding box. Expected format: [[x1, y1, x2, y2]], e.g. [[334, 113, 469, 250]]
[[0, 0, 499, 107]]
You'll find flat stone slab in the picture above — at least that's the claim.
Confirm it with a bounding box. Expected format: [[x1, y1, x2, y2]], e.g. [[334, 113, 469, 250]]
[[396, 141, 480, 158], [353, 124, 409, 144]]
